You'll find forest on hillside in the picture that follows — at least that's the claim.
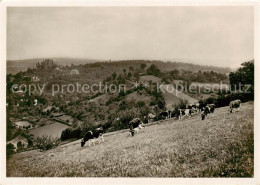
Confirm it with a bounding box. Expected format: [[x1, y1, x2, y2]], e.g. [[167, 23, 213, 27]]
[[6, 59, 253, 146]]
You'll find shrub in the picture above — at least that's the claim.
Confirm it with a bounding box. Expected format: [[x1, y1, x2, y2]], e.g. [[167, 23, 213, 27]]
[[34, 135, 60, 151], [6, 143, 15, 159], [178, 99, 188, 109], [136, 101, 145, 108], [146, 64, 161, 76], [17, 141, 24, 152], [60, 128, 82, 141], [61, 128, 71, 141]]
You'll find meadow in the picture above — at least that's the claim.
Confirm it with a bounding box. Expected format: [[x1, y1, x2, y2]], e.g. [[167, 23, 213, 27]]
[[7, 102, 253, 177], [29, 122, 68, 138]]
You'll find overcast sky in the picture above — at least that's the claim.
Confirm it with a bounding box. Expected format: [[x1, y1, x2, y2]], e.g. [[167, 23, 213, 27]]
[[7, 6, 254, 68]]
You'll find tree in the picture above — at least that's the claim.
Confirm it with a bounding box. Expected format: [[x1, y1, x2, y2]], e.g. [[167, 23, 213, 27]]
[[229, 60, 254, 91], [129, 66, 134, 71], [36, 59, 57, 70], [6, 143, 15, 159], [111, 72, 117, 80], [140, 63, 147, 70], [17, 141, 24, 151], [170, 69, 179, 79], [146, 64, 161, 77]]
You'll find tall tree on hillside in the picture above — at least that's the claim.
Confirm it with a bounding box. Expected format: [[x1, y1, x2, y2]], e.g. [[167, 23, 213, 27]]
[[229, 60, 254, 91], [36, 59, 57, 70], [146, 64, 161, 77], [140, 63, 147, 70]]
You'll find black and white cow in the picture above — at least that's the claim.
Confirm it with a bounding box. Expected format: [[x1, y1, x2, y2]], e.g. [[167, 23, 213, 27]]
[[81, 127, 104, 147], [203, 104, 215, 115], [159, 111, 169, 120], [187, 103, 200, 114], [229, 99, 242, 113], [178, 109, 192, 120], [201, 112, 206, 120], [129, 118, 144, 136], [202, 104, 215, 119], [147, 113, 156, 123], [167, 109, 172, 119]]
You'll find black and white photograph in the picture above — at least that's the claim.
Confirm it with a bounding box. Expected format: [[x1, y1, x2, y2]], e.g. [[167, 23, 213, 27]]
[[1, 1, 259, 184]]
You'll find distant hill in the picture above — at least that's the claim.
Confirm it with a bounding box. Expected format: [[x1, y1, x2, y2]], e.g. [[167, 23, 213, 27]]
[[150, 61, 232, 74], [7, 58, 233, 74], [7, 58, 100, 74]]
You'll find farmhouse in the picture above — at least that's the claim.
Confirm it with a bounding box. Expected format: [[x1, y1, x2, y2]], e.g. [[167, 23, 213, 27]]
[[70, 69, 80, 75], [42, 106, 59, 113], [31, 76, 40, 82], [14, 121, 32, 129], [55, 67, 63, 72]]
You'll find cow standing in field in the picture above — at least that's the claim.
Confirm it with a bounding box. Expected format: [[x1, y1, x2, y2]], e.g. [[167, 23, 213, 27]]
[[195, 103, 202, 113], [201, 104, 215, 120], [201, 112, 206, 120], [148, 113, 156, 123], [229, 99, 242, 113], [167, 109, 172, 119], [129, 118, 144, 136], [81, 127, 104, 147], [203, 104, 215, 116], [207, 104, 215, 113], [188, 103, 200, 115], [159, 111, 169, 120], [178, 109, 191, 120]]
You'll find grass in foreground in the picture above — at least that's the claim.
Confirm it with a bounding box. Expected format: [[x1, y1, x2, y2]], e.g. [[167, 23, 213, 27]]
[[7, 102, 254, 177]]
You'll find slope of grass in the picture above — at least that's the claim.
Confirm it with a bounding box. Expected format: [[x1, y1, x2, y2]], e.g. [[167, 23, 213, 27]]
[[29, 122, 69, 138], [7, 102, 253, 177]]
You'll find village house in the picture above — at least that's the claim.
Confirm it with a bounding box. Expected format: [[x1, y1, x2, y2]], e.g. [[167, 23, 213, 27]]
[[70, 69, 80, 75], [55, 67, 63, 72], [14, 120, 32, 130], [31, 75, 40, 82]]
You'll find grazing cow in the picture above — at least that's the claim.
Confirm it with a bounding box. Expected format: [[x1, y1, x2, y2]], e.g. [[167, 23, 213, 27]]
[[203, 104, 215, 117], [167, 109, 172, 119], [159, 111, 169, 120], [204, 106, 210, 116], [178, 109, 191, 120], [207, 104, 216, 113], [129, 118, 144, 136], [81, 127, 104, 147], [148, 113, 156, 123], [34, 99, 38, 106], [195, 103, 201, 113], [229, 99, 242, 113], [201, 112, 206, 120], [188, 103, 200, 114]]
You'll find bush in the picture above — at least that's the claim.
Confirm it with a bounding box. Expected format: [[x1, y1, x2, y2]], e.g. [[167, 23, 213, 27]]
[[6, 143, 15, 159], [171, 99, 189, 117], [197, 91, 254, 110], [34, 135, 60, 151], [60, 128, 82, 141], [136, 101, 145, 108], [146, 64, 161, 76], [17, 141, 24, 152]]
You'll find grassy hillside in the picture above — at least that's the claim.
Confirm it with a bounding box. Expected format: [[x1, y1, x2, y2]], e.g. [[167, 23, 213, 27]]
[[7, 102, 253, 177], [7, 59, 230, 141]]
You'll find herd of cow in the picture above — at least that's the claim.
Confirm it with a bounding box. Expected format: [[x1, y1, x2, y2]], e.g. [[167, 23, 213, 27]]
[[80, 99, 242, 147]]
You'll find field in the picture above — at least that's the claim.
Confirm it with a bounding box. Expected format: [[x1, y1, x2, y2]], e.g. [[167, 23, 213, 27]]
[[7, 102, 253, 177], [160, 84, 198, 109], [29, 122, 69, 138]]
